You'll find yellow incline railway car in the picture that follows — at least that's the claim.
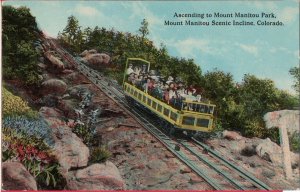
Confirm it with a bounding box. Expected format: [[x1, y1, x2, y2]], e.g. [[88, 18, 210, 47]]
[[122, 58, 216, 134]]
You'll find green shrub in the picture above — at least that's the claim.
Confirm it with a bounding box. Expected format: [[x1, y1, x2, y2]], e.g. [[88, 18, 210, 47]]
[[264, 127, 280, 144], [2, 87, 38, 119], [90, 146, 111, 164], [72, 124, 93, 145], [243, 118, 266, 138], [289, 132, 300, 152], [2, 6, 41, 86], [212, 119, 224, 133]]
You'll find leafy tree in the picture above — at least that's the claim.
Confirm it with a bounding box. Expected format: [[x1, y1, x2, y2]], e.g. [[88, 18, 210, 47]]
[[239, 74, 280, 116], [2, 5, 41, 85], [201, 69, 240, 130], [138, 19, 149, 40], [202, 69, 236, 104], [289, 66, 300, 94]]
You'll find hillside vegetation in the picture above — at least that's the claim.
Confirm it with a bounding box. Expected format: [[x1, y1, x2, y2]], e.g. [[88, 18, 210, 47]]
[[2, 5, 42, 85], [58, 15, 299, 141]]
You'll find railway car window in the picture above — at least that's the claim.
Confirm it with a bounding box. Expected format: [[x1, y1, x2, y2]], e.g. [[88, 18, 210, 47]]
[[134, 91, 138, 97], [182, 116, 195, 126], [195, 104, 201, 112], [199, 105, 205, 113], [138, 93, 142, 100], [196, 119, 210, 128], [205, 106, 209, 113], [157, 104, 162, 112], [130, 88, 134, 95], [126, 86, 130, 92], [209, 106, 214, 114], [143, 95, 146, 103], [170, 112, 178, 122], [152, 101, 157, 109], [163, 108, 170, 117], [147, 98, 151, 106]]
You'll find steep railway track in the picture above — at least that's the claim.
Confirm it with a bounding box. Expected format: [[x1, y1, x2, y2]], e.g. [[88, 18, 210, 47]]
[[46, 38, 272, 190]]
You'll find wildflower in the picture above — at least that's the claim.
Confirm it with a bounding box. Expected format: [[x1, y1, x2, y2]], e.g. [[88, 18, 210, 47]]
[[17, 145, 25, 156]]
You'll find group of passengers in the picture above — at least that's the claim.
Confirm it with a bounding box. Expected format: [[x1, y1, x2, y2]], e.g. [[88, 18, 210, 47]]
[[126, 64, 205, 111]]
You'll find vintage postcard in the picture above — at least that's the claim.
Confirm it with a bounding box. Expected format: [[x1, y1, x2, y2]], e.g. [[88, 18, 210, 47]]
[[1, 0, 299, 191]]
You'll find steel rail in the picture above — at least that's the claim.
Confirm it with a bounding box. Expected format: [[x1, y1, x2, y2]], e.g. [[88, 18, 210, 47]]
[[179, 140, 247, 190], [78, 65, 224, 190], [77, 65, 261, 191], [191, 137, 272, 190], [47, 39, 271, 190]]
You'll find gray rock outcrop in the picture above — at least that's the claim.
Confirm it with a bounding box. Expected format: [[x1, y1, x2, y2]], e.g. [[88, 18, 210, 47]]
[[66, 162, 125, 190], [256, 138, 299, 167], [80, 49, 110, 66], [44, 51, 65, 71], [222, 130, 243, 140], [39, 107, 90, 171], [41, 79, 67, 95], [2, 162, 37, 190]]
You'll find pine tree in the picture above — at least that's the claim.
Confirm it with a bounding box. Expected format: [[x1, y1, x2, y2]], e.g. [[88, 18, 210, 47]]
[[289, 67, 300, 94], [62, 15, 80, 45], [138, 19, 149, 40]]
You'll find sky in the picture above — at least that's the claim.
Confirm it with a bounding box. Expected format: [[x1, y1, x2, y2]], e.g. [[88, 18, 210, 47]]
[[3, 0, 299, 94]]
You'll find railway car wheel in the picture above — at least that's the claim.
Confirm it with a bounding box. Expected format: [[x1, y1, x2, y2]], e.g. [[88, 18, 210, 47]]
[[168, 127, 175, 136], [160, 121, 170, 134], [125, 96, 134, 105], [186, 130, 197, 138]]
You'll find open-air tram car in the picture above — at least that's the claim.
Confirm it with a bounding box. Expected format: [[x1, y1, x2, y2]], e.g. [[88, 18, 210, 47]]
[[122, 58, 215, 135]]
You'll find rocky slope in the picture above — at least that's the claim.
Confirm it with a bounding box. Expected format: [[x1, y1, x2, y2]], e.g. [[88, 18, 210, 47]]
[[3, 41, 299, 190]]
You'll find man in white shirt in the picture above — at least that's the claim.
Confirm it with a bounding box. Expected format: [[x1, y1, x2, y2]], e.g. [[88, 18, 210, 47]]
[[126, 63, 134, 75]]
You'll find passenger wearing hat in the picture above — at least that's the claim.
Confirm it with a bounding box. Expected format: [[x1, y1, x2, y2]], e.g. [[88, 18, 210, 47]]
[[166, 76, 174, 85], [176, 82, 186, 109], [141, 64, 148, 74], [169, 82, 178, 107], [177, 82, 186, 97], [127, 72, 136, 84], [163, 84, 170, 104], [127, 63, 134, 75], [133, 66, 141, 75]]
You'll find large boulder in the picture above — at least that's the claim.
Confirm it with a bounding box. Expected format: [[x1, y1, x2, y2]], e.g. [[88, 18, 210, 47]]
[[45, 117, 90, 170], [256, 138, 299, 167], [2, 162, 37, 190], [222, 130, 243, 140], [88, 49, 98, 54], [79, 50, 89, 57], [67, 85, 91, 100], [62, 72, 81, 84], [79, 49, 97, 57], [39, 106, 62, 118], [66, 162, 125, 190], [82, 53, 110, 66], [53, 127, 90, 170], [62, 69, 74, 74], [39, 107, 90, 171], [37, 63, 47, 70], [41, 79, 67, 95], [44, 51, 65, 71]]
